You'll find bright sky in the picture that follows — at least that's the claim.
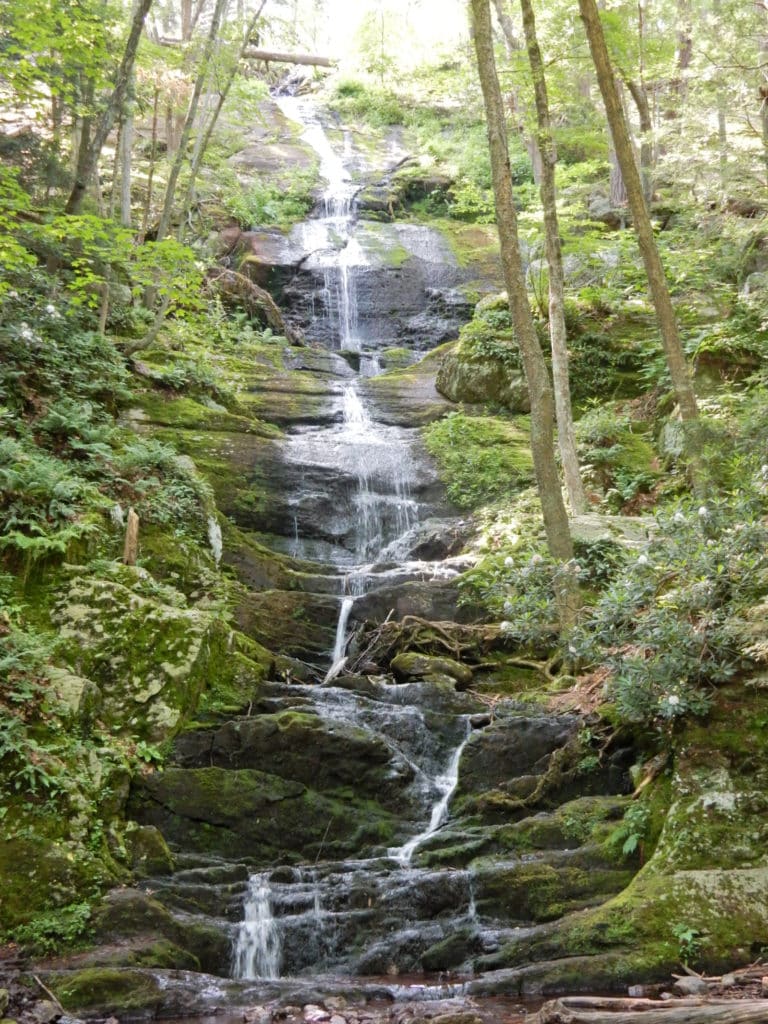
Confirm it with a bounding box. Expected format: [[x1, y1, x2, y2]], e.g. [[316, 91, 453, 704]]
[[303, 0, 470, 68]]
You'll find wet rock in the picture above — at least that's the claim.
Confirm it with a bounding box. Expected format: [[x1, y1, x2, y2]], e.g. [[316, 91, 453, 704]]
[[454, 715, 581, 803], [171, 710, 416, 806], [129, 766, 398, 863]]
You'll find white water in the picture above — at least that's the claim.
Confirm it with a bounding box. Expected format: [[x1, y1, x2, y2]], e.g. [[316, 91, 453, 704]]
[[233, 98, 473, 980], [232, 873, 281, 979], [388, 720, 472, 867]]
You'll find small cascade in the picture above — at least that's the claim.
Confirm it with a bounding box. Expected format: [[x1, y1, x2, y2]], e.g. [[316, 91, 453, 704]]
[[232, 874, 282, 980], [389, 720, 472, 868]]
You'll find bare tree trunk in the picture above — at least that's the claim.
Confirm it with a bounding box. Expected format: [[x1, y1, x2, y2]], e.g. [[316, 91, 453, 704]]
[[759, 3, 768, 186], [579, 0, 699, 439], [139, 85, 160, 243], [470, 0, 577, 625], [626, 77, 653, 203], [123, 508, 140, 565], [519, 0, 587, 514], [491, 0, 543, 184], [65, 0, 154, 215], [120, 105, 134, 227], [154, 0, 228, 245], [177, 0, 268, 233]]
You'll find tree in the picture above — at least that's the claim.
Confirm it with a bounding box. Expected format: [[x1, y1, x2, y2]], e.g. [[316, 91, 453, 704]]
[[578, 0, 699, 439], [469, 0, 577, 623], [64, 0, 155, 215], [517, 0, 587, 515]]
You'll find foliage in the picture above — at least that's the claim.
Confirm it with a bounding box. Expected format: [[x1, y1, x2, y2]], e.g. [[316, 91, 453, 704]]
[[11, 901, 93, 955], [210, 163, 315, 230], [570, 496, 768, 728], [329, 77, 405, 126], [609, 802, 651, 859]]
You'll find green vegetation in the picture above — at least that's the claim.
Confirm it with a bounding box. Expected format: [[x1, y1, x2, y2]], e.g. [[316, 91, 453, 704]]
[[424, 411, 533, 509]]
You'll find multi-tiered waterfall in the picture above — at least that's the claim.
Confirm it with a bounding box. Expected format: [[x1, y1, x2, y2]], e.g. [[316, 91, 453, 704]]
[[127, 93, 635, 1013], [231, 96, 479, 982]]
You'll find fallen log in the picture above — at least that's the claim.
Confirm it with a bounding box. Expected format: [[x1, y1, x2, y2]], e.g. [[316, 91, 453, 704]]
[[242, 48, 335, 67], [534, 995, 768, 1024]]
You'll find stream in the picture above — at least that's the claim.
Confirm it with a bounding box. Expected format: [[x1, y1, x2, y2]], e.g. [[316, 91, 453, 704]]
[[124, 93, 636, 1022]]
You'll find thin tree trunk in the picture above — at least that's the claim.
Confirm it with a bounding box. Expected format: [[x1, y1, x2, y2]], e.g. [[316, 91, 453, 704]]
[[139, 85, 160, 243], [518, 0, 587, 514], [491, 0, 543, 184], [154, 0, 228, 245], [579, 0, 699, 437], [65, 0, 154, 215], [108, 117, 123, 219], [120, 106, 134, 227], [470, 0, 577, 625], [626, 78, 653, 203], [759, 3, 768, 186], [177, 0, 268, 233]]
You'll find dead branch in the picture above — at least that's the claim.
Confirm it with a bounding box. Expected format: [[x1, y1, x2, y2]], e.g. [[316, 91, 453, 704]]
[[243, 48, 335, 67]]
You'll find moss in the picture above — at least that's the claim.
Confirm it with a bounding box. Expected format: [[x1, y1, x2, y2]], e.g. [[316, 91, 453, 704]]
[[0, 835, 116, 934], [129, 766, 398, 863], [423, 412, 533, 510], [51, 967, 164, 1014]]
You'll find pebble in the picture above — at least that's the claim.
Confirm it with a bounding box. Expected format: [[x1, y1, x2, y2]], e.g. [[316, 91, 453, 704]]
[[721, 974, 736, 988]]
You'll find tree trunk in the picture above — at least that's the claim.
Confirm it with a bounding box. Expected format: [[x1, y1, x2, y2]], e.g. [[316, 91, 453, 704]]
[[578, 0, 699, 436], [518, 0, 587, 514], [491, 0, 543, 184], [242, 48, 334, 66], [154, 0, 228, 246], [759, 3, 768, 186], [470, 0, 576, 622], [120, 105, 134, 227], [139, 85, 160, 243], [65, 0, 154, 215], [535, 995, 768, 1024], [626, 78, 653, 204], [177, 0, 268, 233]]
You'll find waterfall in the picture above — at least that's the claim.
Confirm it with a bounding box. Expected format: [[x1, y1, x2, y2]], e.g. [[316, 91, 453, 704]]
[[232, 873, 281, 980], [388, 720, 472, 868], [231, 97, 477, 983]]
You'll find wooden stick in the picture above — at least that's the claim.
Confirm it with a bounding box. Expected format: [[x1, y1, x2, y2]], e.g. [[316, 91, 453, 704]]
[[123, 507, 139, 565]]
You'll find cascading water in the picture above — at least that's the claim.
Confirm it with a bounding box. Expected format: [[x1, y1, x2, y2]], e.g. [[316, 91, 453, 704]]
[[233, 873, 282, 979], [230, 97, 478, 984]]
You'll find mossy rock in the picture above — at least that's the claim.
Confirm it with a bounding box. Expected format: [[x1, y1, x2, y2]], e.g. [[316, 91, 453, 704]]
[[53, 576, 267, 742], [0, 835, 117, 932], [124, 824, 175, 878], [391, 652, 473, 688], [129, 766, 398, 863], [436, 341, 529, 411], [50, 967, 164, 1014], [420, 928, 480, 971]]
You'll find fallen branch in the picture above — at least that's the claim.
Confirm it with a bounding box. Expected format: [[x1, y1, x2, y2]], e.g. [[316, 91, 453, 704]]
[[243, 47, 335, 67], [207, 268, 304, 345]]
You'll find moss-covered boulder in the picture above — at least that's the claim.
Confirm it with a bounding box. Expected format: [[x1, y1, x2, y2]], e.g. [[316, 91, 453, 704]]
[[171, 709, 415, 806], [129, 766, 398, 862], [53, 574, 270, 741], [391, 652, 473, 688], [124, 824, 175, 878]]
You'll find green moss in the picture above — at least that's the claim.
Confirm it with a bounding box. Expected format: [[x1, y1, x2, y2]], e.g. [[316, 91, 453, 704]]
[[423, 412, 533, 509], [52, 968, 163, 1014]]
